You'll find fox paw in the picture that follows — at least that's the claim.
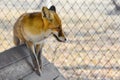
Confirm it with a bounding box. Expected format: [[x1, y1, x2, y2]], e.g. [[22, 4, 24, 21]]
[[34, 68, 42, 76]]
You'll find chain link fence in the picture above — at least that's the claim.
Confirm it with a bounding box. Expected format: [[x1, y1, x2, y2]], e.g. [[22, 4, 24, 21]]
[[0, 0, 120, 80]]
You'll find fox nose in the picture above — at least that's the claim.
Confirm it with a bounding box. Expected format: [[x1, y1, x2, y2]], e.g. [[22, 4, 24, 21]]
[[62, 37, 66, 42], [64, 38, 67, 41]]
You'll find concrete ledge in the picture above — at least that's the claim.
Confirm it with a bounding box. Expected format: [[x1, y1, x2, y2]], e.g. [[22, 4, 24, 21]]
[[0, 44, 66, 80]]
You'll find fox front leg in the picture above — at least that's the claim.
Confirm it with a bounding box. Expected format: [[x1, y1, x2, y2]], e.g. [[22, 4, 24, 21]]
[[35, 43, 44, 70], [26, 41, 41, 76]]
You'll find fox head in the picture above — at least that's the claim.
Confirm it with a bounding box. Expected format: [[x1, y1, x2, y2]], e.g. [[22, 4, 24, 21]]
[[42, 5, 66, 42]]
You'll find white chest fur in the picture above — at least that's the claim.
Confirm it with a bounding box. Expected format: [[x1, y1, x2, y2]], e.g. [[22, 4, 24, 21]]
[[23, 29, 52, 44]]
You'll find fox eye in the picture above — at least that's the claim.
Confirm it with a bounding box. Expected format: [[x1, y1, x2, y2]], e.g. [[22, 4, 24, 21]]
[[56, 26, 61, 31], [57, 25, 62, 29], [57, 26, 60, 29]]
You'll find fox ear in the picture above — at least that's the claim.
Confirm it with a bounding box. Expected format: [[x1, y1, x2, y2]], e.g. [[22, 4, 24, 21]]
[[49, 5, 56, 12], [42, 7, 50, 18], [42, 7, 53, 21]]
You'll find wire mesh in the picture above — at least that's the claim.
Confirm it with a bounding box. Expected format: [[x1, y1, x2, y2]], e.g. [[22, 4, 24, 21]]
[[0, 0, 120, 80]]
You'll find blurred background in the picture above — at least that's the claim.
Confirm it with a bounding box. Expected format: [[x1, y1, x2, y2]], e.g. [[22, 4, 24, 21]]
[[0, 0, 120, 80]]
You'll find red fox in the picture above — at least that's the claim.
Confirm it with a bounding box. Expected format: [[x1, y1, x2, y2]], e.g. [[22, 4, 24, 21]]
[[13, 5, 66, 76]]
